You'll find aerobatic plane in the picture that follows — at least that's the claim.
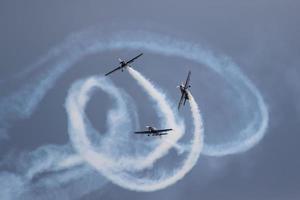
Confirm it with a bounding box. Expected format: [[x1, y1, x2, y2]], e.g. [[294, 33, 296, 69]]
[[105, 53, 143, 76], [177, 70, 191, 110], [134, 126, 172, 137]]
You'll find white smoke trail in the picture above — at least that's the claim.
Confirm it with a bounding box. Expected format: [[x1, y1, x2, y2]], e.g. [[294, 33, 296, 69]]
[[0, 29, 268, 156], [123, 69, 203, 190], [0, 145, 106, 200], [65, 69, 203, 191], [126, 68, 186, 167], [186, 91, 204, 169], [108, 30, 269, 156], [0, 75, 137, 199], [0, 28, 268, 198]]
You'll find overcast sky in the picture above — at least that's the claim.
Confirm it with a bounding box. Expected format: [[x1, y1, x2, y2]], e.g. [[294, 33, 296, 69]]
[[0, 0, 300, 199]]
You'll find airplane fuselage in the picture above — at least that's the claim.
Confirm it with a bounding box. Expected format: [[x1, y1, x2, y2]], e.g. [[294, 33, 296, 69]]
[[146, 126, 163, 136], [119, 61, 128, 71], [134, 126, 172, 137], [146, 126, 155, 132], [120, 61, 126, 66], [179, 84, 189, 99]]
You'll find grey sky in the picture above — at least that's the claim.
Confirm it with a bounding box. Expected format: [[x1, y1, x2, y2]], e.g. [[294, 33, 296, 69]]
[[0, 0, 299, 199]]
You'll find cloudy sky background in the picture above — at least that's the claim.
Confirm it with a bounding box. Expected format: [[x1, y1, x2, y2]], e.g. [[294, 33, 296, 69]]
[[0, 0, 299, 199]]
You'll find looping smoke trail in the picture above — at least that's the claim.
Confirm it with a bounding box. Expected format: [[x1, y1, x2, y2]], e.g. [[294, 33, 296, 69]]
[[107, 30, 269, 156], [65, 69, 203, 191], [0, 29, 268, 156], [0, 28, 268, 198]]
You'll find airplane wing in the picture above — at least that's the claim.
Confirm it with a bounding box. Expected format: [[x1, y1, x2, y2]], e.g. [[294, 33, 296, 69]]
[[126, 53, 143, 64], [178, 92, 185, 110], [134, 131, 152, 134], [159, 132, 168, 135], [184, 71, 191, 89], [134, 128, 172, 134], [105, 66, 122, 76], [154, 128, 173, 133]]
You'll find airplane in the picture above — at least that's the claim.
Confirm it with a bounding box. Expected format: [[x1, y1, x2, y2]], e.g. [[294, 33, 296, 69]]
[[134, 126, 172, 137], [177, 70, 191, 110], [105, 53, 143, 76]]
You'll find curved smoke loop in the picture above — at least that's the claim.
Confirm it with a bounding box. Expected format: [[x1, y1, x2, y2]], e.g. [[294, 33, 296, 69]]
[[65, 69, 203, 191], [0, 29, 268, 198]]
